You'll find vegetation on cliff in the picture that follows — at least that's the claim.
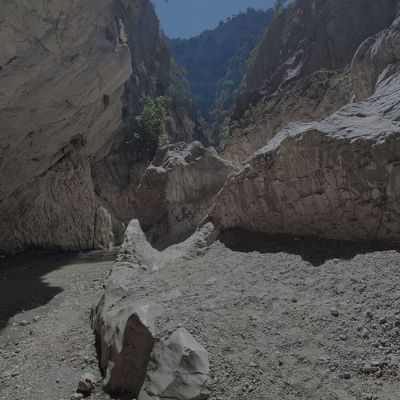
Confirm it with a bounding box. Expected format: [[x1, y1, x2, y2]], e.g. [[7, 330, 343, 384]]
[[169, 8, 274, 132]]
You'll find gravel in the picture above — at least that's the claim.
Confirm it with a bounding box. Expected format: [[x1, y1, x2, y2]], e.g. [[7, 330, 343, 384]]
[[1, 234, 400, 399]]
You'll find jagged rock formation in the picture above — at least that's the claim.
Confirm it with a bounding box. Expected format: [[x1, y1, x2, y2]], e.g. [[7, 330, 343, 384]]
[[134, 142, 235, 248], [139, 328, 210, 400], [223, 0, 399, 162], [223, 69, 351, 163], [0, 0, 194, 254], [242, 0, 398, 97], [212, 13, 400, 244], [91, 220, 212, 398]]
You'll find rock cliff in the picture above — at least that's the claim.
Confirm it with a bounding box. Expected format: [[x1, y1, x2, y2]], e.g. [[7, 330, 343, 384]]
[[0, 0, 193, 254], [223, 0, 399, 162], [134, 142, 235, 248], [212, 13, 400, 244]]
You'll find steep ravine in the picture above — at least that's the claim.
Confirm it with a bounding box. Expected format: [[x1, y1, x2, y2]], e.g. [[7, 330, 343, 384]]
[[3, 1, 400, 400]]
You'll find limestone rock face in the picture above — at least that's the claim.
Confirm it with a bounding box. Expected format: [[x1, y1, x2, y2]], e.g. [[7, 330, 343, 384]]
[[91, 220, 213, 398], [226, 0, 398, 163], [0, 152, 96, 253], [0, 0, 178, 253], [212, 15, 400, 244], [223, 69, 351, 163], [94, 206, 125, 251], [135, 142, 235, 248], [0, 0, 132, 201], [139, 328, 210, 400], [352, 14, 400, 102], [241, 0, 398, 98]]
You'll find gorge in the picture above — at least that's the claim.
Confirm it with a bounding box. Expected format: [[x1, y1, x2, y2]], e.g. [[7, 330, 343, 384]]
[[2, 0, 400, 399]]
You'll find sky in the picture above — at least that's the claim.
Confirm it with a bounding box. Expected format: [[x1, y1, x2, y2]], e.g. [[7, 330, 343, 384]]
[[151, 0, 276, 39]]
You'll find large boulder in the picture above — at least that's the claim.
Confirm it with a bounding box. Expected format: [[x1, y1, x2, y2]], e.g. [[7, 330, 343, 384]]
[[134, 142, 235, 248], [212, 14, 400, 244], [91, 220, 213, 398], [139, 328, 210, 400]]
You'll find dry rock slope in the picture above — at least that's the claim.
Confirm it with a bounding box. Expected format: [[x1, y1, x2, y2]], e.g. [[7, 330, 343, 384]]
[[213, 13, 400, 243], [223, 0, 399, 162]]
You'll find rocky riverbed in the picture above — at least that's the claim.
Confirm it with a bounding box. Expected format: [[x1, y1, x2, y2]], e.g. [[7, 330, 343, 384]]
[[2, 235, 400, 400], [0, 251, 113, 400]]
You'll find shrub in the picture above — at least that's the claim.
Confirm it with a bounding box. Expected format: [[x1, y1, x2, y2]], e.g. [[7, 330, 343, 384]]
[[132, 96, 170, 156], [70, 133, 87, 149]]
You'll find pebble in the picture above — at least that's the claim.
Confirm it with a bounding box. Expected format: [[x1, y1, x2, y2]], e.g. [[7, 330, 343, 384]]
[[361, 329, 370, 339], [340, 372, 351, 379], [330, 307, 340, 317], [18, 320, 30, 327], [71, 394, 84, 400], [361, 394, 372, 400], [77, 372, 97, 394]]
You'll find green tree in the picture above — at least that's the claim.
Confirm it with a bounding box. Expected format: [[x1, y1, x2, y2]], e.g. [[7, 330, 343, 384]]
[[134, 96, 170, 155]]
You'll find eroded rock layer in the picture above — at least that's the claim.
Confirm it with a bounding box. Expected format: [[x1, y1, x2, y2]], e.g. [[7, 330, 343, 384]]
[[224, 0, 398, 163], [0, 0, 189, 253], [223, 69, 351, 163], [212, 15, 400, 243], [135, 142, 235, 248]]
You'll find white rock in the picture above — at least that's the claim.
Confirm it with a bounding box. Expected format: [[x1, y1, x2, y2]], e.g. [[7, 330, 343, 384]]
[[138, 328, 210, 400]]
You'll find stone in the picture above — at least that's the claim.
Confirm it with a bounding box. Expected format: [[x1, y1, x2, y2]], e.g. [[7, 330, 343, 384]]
[[77, 373, 97, 394], [134, 142, 235, 249], [92, 298, 158, 398], [91, 220, 214, 398], [71, 394, 84, 400], [330, 308, 340, 318], [93, 206, 124, 251], [340, 372, 351, 380], [138, 328, 210, 400]]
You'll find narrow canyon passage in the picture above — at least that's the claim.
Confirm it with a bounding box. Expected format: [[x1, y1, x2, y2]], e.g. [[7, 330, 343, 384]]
[[2, 0, 400, 399]]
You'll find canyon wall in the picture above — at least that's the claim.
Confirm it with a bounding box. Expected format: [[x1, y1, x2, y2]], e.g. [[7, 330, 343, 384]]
[[223, 0, 399, 162], [212, 13, 400, 243], [0, 0, 194, 253]]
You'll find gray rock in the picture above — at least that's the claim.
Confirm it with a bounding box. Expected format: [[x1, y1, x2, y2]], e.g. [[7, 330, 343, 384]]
[[135, 142, 235, 249], [211, 14, 400, 245], [78, 373, 97, 394], [138, 328, 210, 400], [71, 393, 84, 400], [91, 221, 214, 398]]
